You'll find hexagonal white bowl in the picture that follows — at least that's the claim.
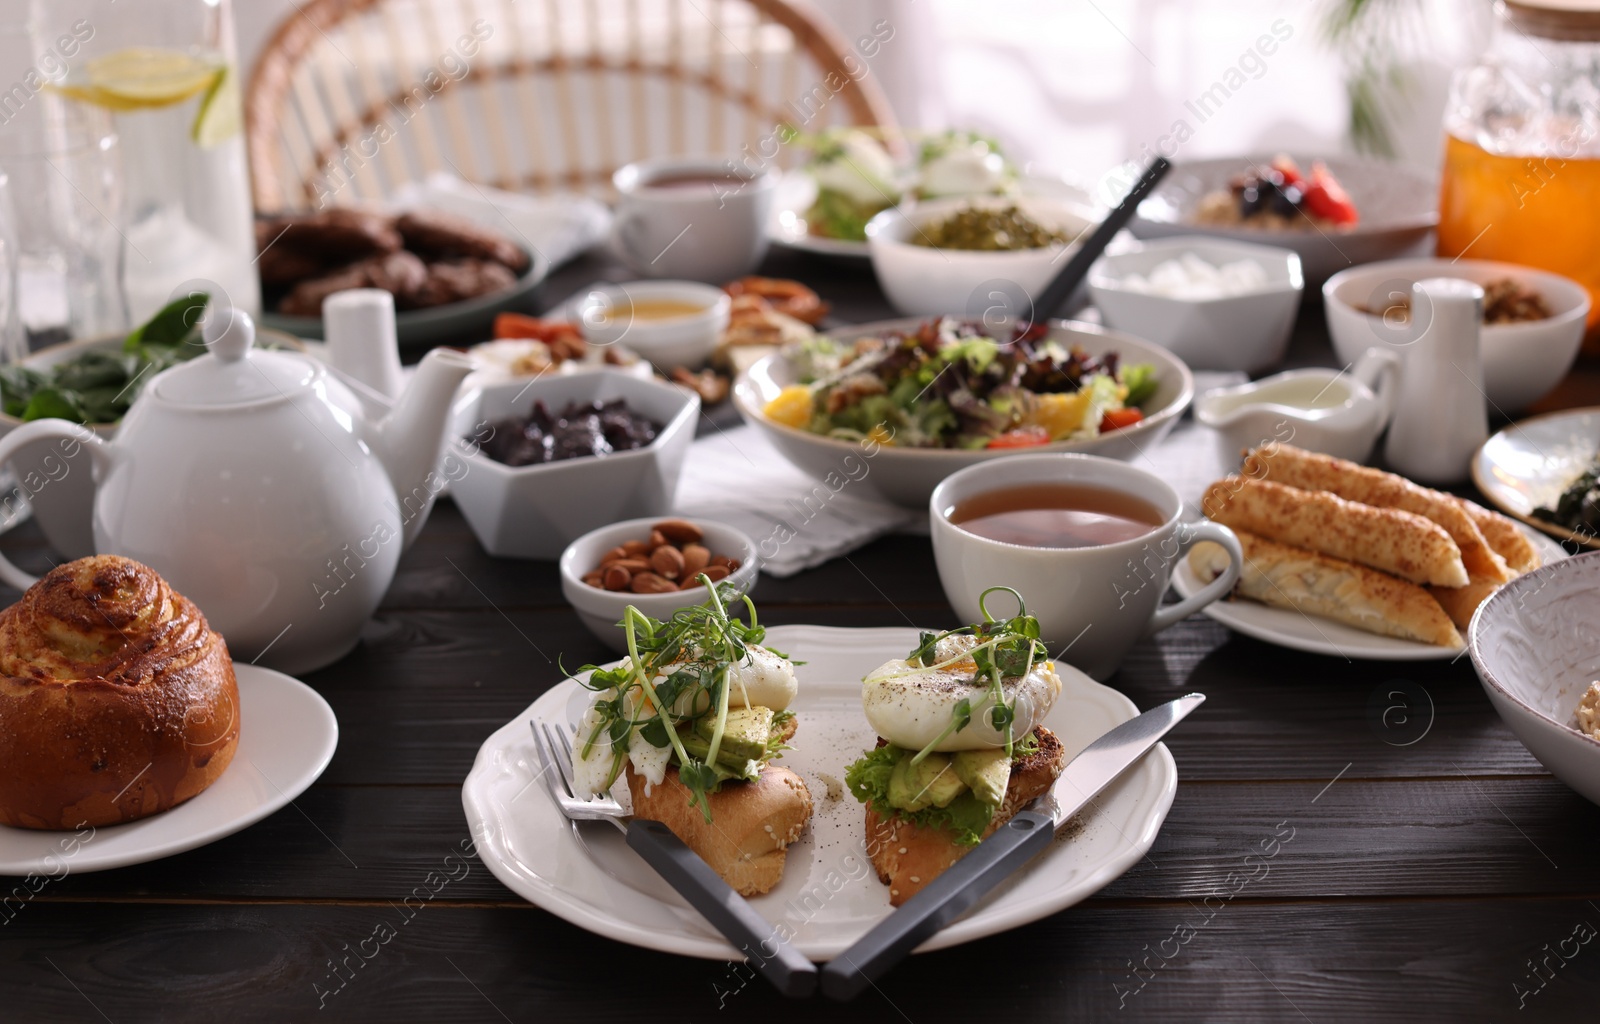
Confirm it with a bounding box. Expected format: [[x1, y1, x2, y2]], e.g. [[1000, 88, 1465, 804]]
[[448, 371, 700, 559], [1469, 551, 1600, 808], [1087, 236, 1304, 373]]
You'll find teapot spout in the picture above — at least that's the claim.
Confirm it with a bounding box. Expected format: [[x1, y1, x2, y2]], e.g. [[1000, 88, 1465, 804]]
[[368, 348, 476, 549]]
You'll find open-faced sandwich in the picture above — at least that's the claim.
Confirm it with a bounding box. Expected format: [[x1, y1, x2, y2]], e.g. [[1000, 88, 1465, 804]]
[[569, 579, 812, 895], [844, 590, 1067, 906]]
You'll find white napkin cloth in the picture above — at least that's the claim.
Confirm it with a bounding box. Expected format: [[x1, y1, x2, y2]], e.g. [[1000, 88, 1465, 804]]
[[673, 371, 1246, 577], [389, 173, 611, 269]]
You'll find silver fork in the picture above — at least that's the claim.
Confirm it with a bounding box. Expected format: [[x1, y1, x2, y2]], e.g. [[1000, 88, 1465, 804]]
[[529, 720, 817, 997]]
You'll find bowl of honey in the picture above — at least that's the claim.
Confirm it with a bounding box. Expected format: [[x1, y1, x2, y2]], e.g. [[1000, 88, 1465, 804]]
[[574, 280, 731, 370]]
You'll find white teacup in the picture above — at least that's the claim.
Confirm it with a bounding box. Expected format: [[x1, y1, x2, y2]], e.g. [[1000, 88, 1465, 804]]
[[613, 156, 776, 283], [929, 453, 1243, 680]]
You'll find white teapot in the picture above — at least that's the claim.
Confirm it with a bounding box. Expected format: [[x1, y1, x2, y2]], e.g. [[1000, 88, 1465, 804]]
[[0, 310, 475, 674]]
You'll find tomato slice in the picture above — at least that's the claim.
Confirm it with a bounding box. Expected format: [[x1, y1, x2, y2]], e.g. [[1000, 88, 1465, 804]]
[[1098, 408, 1144, 433], [1270, 155, 1303, 187], [1301, 161, 1359, 225], [988, 425, 1052, 449]]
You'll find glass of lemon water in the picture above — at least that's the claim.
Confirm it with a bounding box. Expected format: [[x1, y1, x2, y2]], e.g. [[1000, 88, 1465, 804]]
[[33, 0, 259, 321]]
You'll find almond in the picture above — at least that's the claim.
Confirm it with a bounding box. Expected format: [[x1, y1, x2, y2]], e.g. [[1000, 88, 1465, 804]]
[[710, 554, 733, 569], [650, 545, 685, 579], [630, 571, 678, 594], [621, 539, 651, 557], [603, 565, 632, 591], [701, 565, 730, 583], [649, 529, 668, 550], [609, 557, 651, 573], [582, 571, 605, 588], [724, 558, 742, 573], [680, 543, 710, 577], [599, 546, 629, 566], [654, 519, 703, 544]]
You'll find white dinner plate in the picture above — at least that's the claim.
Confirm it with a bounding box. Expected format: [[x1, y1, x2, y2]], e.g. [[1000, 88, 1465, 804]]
[[1171, 526, 1569, 660], [461, 624, 1178, 961], [1472, 408, 1600, 549], [0, 664, 338, 876]]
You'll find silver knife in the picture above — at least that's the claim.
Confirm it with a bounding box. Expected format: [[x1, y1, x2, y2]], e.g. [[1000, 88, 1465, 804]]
[[819, 692, 1205, 1001]]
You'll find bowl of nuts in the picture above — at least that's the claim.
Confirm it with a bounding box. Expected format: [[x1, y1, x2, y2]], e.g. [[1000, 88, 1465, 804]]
[[559, 517, 760, 652]]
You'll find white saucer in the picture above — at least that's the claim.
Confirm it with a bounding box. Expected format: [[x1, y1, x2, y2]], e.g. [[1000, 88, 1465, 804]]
[[0, 663, 338, 875], [1172, 526, 1568, 660], [1472, 407, 1600, 550], [461, 624, 1177, 961]]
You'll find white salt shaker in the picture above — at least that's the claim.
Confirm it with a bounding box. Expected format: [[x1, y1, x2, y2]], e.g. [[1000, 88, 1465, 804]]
[[1382, 277, 1489, 484], [323, 288, 405, 401]]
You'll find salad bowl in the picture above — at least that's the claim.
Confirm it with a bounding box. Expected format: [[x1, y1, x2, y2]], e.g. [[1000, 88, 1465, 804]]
[[733, 318, 1194, 508]]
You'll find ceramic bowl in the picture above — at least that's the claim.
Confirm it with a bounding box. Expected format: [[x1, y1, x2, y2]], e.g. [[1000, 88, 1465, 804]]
[[1469, 551, 1600, 808], [448, 371, 700, 559], [865, 195, 1100, 318], [1087, 236, 1304, 372], [572, 280, 731, 370], [559, 516, 760, 652], [733, 317, 1194, 509], [1131, 154, 1437, 285], [1324, 258, 1589, 414]]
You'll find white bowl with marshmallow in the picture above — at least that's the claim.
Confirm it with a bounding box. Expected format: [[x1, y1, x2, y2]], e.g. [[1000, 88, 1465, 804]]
[[1088, 236, 1304, 372]]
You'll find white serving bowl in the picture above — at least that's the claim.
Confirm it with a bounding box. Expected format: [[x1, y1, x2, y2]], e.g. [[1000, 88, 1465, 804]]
[[1087, 236, 1304, 372], [1324, 258, 1588, 413], [1469, 551, 1600, 808], [733, 317, 1194, 509], [572, 280, 731, 370], [865, 195, 1100, 318], [448, 371, 700, 559], [559, 516, 760, 652]]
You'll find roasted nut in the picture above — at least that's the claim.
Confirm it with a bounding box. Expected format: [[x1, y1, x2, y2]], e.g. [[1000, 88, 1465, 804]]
[[710, 554, 733, 569], [650, 545, 685, 579], [649, 529, 668, 550], [680, 543, 710, 577], [600, 546, 629, 565], [621, 539, 651, 557], [654, 519, 703, 544], [582, 571, 605, 588], [610, 557, 651, 573], [630, 571, 678, 594], [701, 565, 730, 583], [724, 558, 742, 573], [603, 565, 632, 591]]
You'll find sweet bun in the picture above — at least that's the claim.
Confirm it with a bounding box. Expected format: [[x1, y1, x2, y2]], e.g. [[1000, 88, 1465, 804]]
[[0, 556, 240, 829], [626, 763, 813, 896]]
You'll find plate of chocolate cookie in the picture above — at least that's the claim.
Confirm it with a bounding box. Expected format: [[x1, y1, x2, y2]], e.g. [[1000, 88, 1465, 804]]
[[256, 205, 548, 347]]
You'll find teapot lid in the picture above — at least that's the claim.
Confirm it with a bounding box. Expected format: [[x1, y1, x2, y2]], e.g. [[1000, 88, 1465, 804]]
[[148, 309, 319, 408]]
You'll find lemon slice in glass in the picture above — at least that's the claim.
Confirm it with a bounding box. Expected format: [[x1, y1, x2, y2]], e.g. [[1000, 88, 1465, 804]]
[[54, 48, 221, 112], [191, 64, 241, 147]]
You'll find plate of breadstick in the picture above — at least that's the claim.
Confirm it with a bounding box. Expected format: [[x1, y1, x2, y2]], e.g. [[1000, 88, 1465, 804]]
[[1172, 444, 1568, 659]]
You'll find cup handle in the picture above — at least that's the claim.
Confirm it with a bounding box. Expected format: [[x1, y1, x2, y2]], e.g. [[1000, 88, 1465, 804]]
[[0, 420, 112, 591], [1352, 347, 1402, 429], [1142, 520, 1242, 637]]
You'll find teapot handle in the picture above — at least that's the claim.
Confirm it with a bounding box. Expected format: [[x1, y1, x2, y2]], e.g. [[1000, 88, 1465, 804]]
[[1352, 347, 1402, 429], [0, 420, 113, 591]]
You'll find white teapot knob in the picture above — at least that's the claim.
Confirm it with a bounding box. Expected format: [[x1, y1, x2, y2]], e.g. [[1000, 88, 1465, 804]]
[[204, 307, 256, 364]]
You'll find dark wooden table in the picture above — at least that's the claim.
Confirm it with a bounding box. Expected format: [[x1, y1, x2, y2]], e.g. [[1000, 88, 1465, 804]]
[[3, 250, 1599, 1023]]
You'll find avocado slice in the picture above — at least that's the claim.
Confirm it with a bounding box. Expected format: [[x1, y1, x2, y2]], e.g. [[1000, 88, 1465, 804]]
[[889, 752, 966, 811], [694, 706, 774, 763], [953, 748, 1010, 807], [678, 733, 757, 777]]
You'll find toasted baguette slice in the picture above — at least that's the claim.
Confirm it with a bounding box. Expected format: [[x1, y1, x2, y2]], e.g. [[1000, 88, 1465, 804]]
[[1191, 531, 1462, 647], [1202, 476, 1469, 588], [626, 762, 813, 896], [864, 728, 1066, 907], [1242, 444, 1509, 583]]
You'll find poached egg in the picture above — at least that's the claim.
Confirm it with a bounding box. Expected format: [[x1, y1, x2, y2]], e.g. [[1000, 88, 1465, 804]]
[[862, 634, 1060, 752]]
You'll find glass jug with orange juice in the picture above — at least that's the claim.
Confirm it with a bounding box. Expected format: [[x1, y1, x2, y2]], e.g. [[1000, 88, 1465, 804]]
[[1437, 0, 1600, 345]]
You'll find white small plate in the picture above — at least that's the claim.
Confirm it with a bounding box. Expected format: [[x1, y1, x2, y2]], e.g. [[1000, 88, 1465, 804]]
[[1473, 408, 1600, 549], [1171, 526, 1568, 660], [461, 625, 1177, 961], [0, 664, 338, 876]]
